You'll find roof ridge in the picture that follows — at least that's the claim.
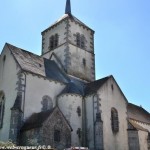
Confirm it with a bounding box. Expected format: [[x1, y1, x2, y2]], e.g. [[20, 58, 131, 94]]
[[128, 102, 150, 114], [6, 43, 41, 58]]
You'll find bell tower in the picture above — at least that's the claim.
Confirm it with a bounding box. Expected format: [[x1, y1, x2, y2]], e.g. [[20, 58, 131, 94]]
[[41, 0, 95, 82]]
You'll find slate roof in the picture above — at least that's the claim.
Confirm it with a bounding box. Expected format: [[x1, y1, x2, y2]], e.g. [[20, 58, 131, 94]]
[[6, 43, 70, 83], [21, 108, 55, 131], [84, 76, 110, 95], [128, 103, 150, 124], [60, 82, 83, 96], [42, 14, 94, 34]]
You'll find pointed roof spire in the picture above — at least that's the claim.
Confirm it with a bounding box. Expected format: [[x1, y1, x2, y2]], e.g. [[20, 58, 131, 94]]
[[65, 0, 71, 14]]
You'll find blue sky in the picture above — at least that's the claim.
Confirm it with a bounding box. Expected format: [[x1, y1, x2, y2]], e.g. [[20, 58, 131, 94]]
[[0, 0, 150, 112]]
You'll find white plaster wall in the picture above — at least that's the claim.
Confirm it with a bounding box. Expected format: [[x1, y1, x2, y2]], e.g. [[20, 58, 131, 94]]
[[42, 20, 67, 54], [85, 77, 128, 150], [99, 77, 128, 150], [0, 46, 19, 141], [24, 74, 65, 119], [68, 20, 94, 52], [68, 44, 94, 82], [138, 130, 148, 150], [58, 94, 82, 146]]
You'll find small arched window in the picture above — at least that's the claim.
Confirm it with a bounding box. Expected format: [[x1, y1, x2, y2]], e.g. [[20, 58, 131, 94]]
[[41, 95, 53, 111], [111, 108, 119, 133], [0, 91, 5, 128], [54, 34, 58, 47], [76, 106, 81, 117], [3, 55, 6, 62], [82, 58, 86, 67]]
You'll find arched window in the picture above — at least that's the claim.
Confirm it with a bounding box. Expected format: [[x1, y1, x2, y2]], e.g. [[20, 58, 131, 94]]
[[76, 33, 85, 49], [41, 95, 53, 111], [50, 35, 54, 50], [49, 34, 59, 50], [76, 106, 81, 117], [0, 91, 5, 128], [111, 108, 119, 133]]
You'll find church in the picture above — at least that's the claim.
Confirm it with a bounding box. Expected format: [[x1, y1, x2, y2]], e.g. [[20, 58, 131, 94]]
[[0, 0, 150, 149]]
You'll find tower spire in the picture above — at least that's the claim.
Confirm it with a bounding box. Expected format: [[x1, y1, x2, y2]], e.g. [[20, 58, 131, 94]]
[[65, 0, 71, 14]]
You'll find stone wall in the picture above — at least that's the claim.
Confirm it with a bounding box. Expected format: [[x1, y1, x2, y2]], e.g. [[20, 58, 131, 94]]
[[20, 108, 71, 150]]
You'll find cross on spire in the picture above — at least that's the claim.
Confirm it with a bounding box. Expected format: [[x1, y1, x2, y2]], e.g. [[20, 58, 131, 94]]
[[65, 0, 71, 14]]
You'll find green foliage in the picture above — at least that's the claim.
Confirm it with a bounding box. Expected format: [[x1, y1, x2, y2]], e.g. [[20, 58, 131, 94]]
[[0, 140, 15, 146], [27, 138, 39, 146]]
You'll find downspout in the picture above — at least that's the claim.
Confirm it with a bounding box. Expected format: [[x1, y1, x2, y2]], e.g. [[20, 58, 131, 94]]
[[22, 71, 26, 119]]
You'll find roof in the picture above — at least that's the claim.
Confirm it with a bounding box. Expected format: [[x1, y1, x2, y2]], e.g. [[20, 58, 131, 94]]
[[42, 13, 94, 34], [21, 107, 72, 131], [60, 82, 83, 96], [6, 43, 70, 83], [21, 108, 54, 131], [128, 119, 148, 132], [84, 76, 110, 95], [128, 103, 150, 124]]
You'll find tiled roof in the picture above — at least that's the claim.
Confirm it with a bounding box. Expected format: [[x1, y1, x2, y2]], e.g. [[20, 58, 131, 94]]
[[42, 14, 94, 33], [128, 119, 148, 132], [128, 103, 150, 124], [21, 107, 72, 131], [6, 43, 70, 83], [84, 76, 110, 95], [21, 108, 54, 131]]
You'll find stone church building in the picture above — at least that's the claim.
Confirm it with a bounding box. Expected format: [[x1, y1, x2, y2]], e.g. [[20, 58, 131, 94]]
[[0, 0, 150, 149]]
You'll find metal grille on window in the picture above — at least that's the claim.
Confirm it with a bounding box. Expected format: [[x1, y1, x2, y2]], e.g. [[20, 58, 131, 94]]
[[111, 108, 119, 133]]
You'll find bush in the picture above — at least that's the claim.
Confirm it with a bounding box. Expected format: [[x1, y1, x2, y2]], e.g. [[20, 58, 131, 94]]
[[0, 140, 15, 146]]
